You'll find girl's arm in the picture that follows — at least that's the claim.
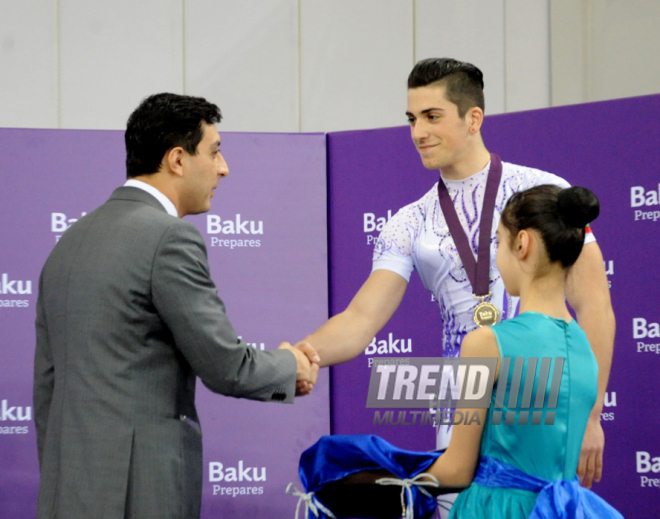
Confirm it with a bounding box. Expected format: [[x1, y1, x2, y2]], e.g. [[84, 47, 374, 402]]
[[427, 326, 500, 487]]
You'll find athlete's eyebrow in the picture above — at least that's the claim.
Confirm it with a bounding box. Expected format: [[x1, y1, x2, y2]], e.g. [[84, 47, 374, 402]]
[[405, 107, 446, 117]]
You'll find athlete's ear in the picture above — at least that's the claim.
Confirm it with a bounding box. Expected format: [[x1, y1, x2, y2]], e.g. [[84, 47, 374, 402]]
[[467, 106, 484, 134]]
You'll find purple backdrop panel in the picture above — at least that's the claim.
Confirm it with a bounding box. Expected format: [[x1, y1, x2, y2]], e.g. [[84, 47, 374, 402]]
[[186, 133, 330, 518], [480, 95, 660, 518], [0, 129, 329, 519], [327, 127, 440, 452], [327, 94, 660, 518], [0, 128, 125, 519]]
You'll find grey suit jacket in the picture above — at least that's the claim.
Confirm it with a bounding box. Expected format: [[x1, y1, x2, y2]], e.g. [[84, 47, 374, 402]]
[[33, 187, 297, 519]]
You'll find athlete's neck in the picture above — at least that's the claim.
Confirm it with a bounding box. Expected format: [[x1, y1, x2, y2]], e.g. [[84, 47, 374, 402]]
[[518, 272, 573, 322], [439, 145, 492, 181]]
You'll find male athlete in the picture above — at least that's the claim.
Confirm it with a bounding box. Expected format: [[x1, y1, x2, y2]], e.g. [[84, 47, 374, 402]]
[[298, 58, 613, 516]]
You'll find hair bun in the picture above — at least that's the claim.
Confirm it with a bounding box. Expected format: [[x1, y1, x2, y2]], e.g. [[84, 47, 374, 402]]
[[557, 186, 600, 228]]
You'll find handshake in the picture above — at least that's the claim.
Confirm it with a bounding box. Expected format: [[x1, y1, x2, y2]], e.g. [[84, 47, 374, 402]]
[[278, 341, 321, 396]]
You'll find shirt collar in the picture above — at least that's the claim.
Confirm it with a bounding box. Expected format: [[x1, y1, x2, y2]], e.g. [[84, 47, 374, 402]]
[[124, 179, 178, 217], [441, 160, 491, 184]]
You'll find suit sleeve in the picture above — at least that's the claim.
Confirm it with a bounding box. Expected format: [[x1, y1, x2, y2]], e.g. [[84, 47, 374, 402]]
[[33, 271, 54, 467], [151, 222, 297, 403]]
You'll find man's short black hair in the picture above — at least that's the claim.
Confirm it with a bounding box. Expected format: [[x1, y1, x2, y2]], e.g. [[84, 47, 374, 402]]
[[408, 58, 485, 118], [125, 93, 222, 178]]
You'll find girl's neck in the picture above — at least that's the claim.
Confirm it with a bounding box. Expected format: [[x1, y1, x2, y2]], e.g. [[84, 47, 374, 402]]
[[517, 270, 572, 322]]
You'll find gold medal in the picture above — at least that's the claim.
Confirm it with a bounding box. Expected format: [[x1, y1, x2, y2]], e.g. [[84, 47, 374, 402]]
[[439, 154, 503, 329], [473, 294, 499, 327]]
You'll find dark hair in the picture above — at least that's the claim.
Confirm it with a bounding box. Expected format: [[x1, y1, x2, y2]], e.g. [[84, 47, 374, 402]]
[[407, 58, 485, 117], [500, 185, 600, 268], [125, 93, 222, 178]]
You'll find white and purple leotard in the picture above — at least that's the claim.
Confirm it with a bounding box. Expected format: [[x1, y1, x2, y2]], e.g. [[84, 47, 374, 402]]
[[372, 160, 595, 356]]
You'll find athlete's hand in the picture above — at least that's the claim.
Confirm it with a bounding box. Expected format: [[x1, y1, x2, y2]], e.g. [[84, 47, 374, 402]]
[[279, 341, 320, 396], [294, 341, 320, 396], [578, 416, 604, 488]]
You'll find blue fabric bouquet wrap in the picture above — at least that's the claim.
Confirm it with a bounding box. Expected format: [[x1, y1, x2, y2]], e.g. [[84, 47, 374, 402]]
[[293, 435, 443, 519], [290, 435, 624, 519]]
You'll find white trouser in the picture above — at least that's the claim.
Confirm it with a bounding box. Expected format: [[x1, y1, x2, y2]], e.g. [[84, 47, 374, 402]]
[[435, 422, 457, 518]]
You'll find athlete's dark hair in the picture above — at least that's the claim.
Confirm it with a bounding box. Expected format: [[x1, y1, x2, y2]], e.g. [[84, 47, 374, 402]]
[[407, 58, 485, 117], [500, 185, 600, 268], [125, 93, 222, 178]]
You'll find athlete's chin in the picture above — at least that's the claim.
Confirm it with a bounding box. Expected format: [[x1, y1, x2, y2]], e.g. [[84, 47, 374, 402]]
[[419, 156, 443, 170]]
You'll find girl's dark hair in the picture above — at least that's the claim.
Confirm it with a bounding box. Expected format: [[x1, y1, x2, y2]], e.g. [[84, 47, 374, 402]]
[[500, 185, 600, 268]]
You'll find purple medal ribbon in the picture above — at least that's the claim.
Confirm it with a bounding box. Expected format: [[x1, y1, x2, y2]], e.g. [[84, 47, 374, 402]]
[[437, 153, 502, 297]]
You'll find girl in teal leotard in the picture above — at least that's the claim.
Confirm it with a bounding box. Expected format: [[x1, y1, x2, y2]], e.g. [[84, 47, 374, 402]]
[[426, 184, 622, 518]]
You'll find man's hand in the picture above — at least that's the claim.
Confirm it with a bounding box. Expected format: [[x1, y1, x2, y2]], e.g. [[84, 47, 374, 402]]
[[578, 417, 604, 489], [278, 341, 320, 396]]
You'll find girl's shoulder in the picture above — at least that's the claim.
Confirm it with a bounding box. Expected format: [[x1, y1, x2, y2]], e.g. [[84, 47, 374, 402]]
[[461, 326, 499, 359]]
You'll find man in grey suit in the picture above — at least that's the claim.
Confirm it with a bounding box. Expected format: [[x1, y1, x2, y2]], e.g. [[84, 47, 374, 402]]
[[33, 93, 319, 519]]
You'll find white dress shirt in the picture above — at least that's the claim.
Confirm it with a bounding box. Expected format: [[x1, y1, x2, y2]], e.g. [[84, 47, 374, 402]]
[[124, 179, 178, 218]]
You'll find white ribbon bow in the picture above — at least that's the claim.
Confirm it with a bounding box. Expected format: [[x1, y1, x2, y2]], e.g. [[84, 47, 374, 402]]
[[375, 473, 440, 519], [286, 483, 337, 519]]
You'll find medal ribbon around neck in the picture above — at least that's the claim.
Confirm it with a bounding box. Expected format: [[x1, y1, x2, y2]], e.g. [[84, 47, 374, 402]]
[[437, 153, 502, 326]]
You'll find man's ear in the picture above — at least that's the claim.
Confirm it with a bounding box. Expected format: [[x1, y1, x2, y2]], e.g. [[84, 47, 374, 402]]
[[467, 106, 484, 134], [165, 147, 185, 177]]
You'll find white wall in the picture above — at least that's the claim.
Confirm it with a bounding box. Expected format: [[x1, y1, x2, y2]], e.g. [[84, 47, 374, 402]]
[[1, 0, 59, 128], [185, 0, 300, 133], [300, 0, 413, 132], [550, 0, 660, 106], [0, 0, 658, 132]]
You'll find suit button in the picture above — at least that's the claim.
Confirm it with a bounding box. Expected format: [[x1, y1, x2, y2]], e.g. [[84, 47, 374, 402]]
[[180, 414, 187, 421]]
